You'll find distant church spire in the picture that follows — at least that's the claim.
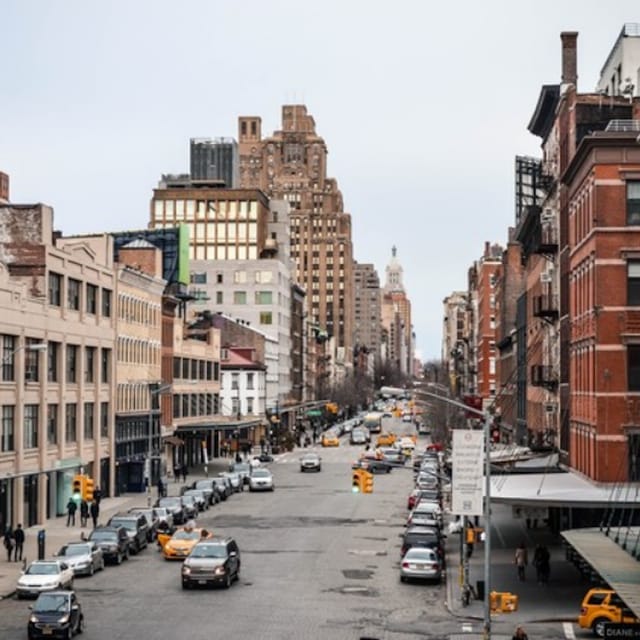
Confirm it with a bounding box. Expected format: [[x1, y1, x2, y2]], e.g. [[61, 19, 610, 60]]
[[392, 245, 397, 258], [384, 245, 404, 293]]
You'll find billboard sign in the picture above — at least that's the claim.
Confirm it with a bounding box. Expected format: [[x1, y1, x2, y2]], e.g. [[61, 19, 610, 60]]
[[451, 429, 484, 516]]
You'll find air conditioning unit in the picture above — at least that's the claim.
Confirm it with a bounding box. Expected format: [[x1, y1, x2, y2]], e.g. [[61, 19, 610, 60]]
[[544, 403, 557, 414]]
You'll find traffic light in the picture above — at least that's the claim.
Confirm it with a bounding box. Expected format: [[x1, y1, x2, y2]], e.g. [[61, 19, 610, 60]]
[[83, 477, 94, 502], [72, 475, 84, 501], [352, 469, 364, 493], [362, 470, 373, 494], [466, 526, 485, 544]]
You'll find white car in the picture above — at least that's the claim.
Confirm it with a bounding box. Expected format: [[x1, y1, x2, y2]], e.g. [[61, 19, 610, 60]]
[[249, 468, 274, 491], [16, 560, 74, 599], [55, 541, 105, 576]]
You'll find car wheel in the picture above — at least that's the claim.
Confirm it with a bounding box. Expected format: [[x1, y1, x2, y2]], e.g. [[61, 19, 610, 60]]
[[182, 580, 190, 590], [593, 618, 609, 638], [400, 575, 406, 583]]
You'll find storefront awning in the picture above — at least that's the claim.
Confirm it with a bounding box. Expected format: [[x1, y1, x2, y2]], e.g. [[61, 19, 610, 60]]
[[175, 419, 263, 434]]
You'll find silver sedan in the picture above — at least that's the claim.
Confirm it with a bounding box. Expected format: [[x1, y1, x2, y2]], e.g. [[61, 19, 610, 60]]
[[300, 453, 322, 472], [400, 547, 442, 583], [249, 468, 274, 491], [55, 542, 105, 577]]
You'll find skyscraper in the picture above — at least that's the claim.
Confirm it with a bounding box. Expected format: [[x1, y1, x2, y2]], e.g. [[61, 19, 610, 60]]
[[190, 137, 239, 187]]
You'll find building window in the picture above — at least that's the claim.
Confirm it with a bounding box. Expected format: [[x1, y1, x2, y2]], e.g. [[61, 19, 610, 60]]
[[68, 278, 81, 310], [233, 291, 247, 304], [629, 345, 640, 391], [48, 273, 62, 306], [66, 345, 78, 383], [247, 397, 254, 414], [102, 289, 112, 317], [100, 402, 109, 438], [1, 406, 14, 451], [231, 373, 239, 390], [233, 271, 247, 284], [214, 362, 220, 381], [627, 181, 640, 225], [84, 402, 94, 440], [86, 284, 98, 314], [47, 404, 58, 445], [48, 341, 59, 382], [65, 403, 77, 442], [24, 404, 39, 449], [101, 348, 111, 383], [24, 339, 41, 383], [1, 334, 16, 381], [191, 272, 207, 284], [216, 291, 223, 304], [628, 261, 640, 305], [173, 357, 181, 379], [85, 347, 96, 383], [231, 397, 239, 415], [255, 291, 273, 305], [247, 372, 254, 390], [259, 312, 273, 325]]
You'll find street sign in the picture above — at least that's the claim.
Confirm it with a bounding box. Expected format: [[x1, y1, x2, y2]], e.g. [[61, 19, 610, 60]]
[[451, 429, 484, 516], [603, 623, 640, 638]]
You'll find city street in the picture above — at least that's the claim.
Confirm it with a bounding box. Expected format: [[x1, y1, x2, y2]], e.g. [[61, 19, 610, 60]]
[[0, 420, 593, 639]]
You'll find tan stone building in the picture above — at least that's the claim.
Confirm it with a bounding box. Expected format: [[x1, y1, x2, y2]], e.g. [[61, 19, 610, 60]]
[[237, 105, 355, 377], [0, 203, 116, 528]]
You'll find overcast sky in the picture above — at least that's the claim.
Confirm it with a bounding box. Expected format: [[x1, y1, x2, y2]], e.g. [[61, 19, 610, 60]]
[[2, 1, 639, 360]]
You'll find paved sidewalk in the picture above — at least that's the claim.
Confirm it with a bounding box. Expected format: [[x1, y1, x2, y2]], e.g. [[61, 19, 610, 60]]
[[444, 504, 588, 625], [0, 457, 236, 599]]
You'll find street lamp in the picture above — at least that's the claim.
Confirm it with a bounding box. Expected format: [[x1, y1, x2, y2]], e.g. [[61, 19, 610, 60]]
[[1, 341, 48, 364], [414, 388, 493, 640], [147, 382, 172, 502]]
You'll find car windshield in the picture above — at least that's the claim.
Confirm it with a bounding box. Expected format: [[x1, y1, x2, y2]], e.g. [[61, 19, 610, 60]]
[[26, 563, 59, 575], [160, 498, 180, 507], [195, 482, 211, 490], [182, 496, 195, 504], [109, 518, 136, 531], [190, 544, 227, 558], [173, 530, 201, 541], [59, 544, 89, 556], [90, 531, 116, 541], [34, 594, 69, 612], [302, 455, 318, 461], [232, 464, 250, 472], [153, 508, 168, 517], [252, 469, 270, 477]]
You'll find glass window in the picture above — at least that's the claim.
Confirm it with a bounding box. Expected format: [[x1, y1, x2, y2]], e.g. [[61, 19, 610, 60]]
[[47, 404, 58, 445], [100, 402, 109, 438], [153, 200, 164, 220], [234, 270, 247, 284], [627, 182, 640, 225], [231, 373, 239, 390], [247, 373, 254, 390], [65, 403, 77, 442], [173, 357, 181, 379], [255, 291, 273, 305], [85, 347, 95, 383], [259, 312, 273, 325], [216, 291, 223, 304], [234, 291, 247, 304], [191, 272, 207, 284], [66, 345, 78, 383], [84, 402, 94, 440], [86, 284, 98, 314], [48, 273, 62, 306], [629, 345, 640, 391], [247, 398, 254, 414], [101, 349, 111, 383], [102, 289, 112, 317], [1, 405, 15, 452], [25, 339, 41, 383], [68, 279, 81, 310], [628, 261, 640, 305], [24, 404, 38, 449], [256, 270, 273, 283], [1, 334, 16, 381]]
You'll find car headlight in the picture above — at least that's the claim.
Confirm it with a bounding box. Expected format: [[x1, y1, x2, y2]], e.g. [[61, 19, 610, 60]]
[[29, 615, 38, 623], [182, 566, 191, 575], [58, 615, 69, 624], [214, 566, 226, 575]]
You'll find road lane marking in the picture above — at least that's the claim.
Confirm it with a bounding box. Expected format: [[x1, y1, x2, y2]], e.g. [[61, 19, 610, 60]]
[[563, 622, 575, 639], [461, 623, 473, 633]]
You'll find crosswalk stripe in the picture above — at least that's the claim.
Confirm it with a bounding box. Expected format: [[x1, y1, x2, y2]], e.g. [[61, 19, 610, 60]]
[[563, 622, 575, 639]]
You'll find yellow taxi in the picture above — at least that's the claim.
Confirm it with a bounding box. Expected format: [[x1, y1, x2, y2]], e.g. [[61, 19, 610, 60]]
[[158, 527, 212, 560], [321, 432, 340, 447], [376, 432, 396, 447], [578, 588, 639, 636]]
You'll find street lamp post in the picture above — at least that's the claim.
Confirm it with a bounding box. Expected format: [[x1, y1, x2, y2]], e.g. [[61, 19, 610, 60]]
[[1, 341, 48, 365], [147, 382, 172, 504], [413, 388, 493, 640]]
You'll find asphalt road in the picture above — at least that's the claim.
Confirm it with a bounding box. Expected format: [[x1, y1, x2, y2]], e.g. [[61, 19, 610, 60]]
[[0, 417, 594, 639]]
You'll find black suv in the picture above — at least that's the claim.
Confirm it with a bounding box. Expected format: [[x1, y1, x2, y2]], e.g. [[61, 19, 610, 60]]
[[181, 536, 240, 589], [87, 526, 130, 565], [28, 591, 84, 639], [107, 513, 149, 554]]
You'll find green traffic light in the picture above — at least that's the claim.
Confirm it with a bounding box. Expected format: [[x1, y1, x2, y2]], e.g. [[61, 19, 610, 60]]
[[352, 485, 360, 493]]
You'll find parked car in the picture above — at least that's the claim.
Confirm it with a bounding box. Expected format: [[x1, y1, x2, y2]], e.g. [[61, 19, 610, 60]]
[[400, 525, 444, 558], [155, 496, 187, 525], [578, 588, 640, 637], [356, 452, 391, 474], [300, 452, 322, 472], [158, 527, 213, 561], [400, 547, 442, 583], [16, 560, 74, 599], [220, 471, 243, 493], [229, 462, 252, 485], [54, 541, 104, 577], [27, 590, 84, 639], [407, 500, 443, 528], [107, 513, 149, 554], [350, 427, 370, 445], [182, 489, 208, 511], [249, 468, 274, 491], [179, 494, 200, 519], [87, 526, 130, 565], [128, 507, 160, 541], [181, 537, 240, 589], [211, 477, 231, 500], [191, 479, 218, 505]]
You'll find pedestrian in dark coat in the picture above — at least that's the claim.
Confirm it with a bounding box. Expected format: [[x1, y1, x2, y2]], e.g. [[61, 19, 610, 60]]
[[3, 527, 14, 562], [93, 487, 102, 506], [90, 500, 99, 528], [182, 465, 188, 483], [533, 543, 550, 584], [173, 464, 181, 482], [79, 499, 89, 527], [66, 498, 77, 527], [13, 524, 25, 562]]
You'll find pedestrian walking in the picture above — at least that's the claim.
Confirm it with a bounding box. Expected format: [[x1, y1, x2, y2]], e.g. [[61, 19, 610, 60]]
[[173, 464, 181, 482], [13, 523, 25, 562], [514, 542, 528, 581], [66, 497, 77, 527], [93, 486, 102, 506], [3, 526, 14, 562], [79, 499, 89, 527], [512, 625, 528, 640], [533, 543, 550, 584], [90, 500, 99, 528], [157, 478, 165, 498], [182, 465, 188, 483]]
